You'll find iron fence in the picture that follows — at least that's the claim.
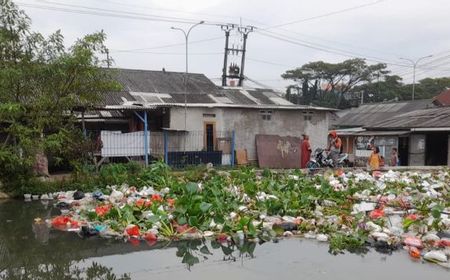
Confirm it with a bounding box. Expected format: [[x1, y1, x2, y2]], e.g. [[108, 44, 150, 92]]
[[85, 129, 235, 168]]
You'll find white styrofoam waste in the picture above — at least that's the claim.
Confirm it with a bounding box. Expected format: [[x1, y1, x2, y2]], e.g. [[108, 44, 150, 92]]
[[423, 251, 448, 262]]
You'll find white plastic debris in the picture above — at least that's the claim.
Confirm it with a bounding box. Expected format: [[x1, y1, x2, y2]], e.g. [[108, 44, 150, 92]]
[[109, 190, 124, 203], [353, 202, 376, 213], [424, 251, 448, 263], [422, 233, 440, 242], [366, 221, 382, 232], [316, 234, 328, 242]]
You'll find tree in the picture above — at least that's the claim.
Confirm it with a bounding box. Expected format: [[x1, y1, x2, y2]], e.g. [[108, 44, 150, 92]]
[[350, 74, 405, 103], [0, 0, 120, 188], [282, 58, 388, 108]]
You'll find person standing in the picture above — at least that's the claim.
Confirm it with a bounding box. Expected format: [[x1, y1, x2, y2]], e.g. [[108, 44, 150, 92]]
[[301, 134, 312, 168], [327, 130, 342, 164], [390, 147, 399, 166], [368, 146, 381, 171]]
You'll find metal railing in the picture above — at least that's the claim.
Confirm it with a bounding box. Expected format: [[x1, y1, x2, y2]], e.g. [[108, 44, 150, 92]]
[[86, 130, 236, 168]]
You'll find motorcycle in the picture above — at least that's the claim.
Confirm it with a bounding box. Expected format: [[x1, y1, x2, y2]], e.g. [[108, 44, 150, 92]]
[[306, 148, 349, 171]]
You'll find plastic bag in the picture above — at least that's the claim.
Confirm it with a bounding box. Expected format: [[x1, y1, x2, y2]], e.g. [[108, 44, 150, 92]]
[[369, 208, 385, 219], [404, 236, 423, 249], [125, 225, 140, 237]]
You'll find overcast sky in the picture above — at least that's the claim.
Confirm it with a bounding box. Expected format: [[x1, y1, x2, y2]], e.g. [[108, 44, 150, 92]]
[[15, 0, 450, 90]]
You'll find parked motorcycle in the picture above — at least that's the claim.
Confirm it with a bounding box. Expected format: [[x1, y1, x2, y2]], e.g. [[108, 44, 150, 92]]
[[306, 148, 349, 171]]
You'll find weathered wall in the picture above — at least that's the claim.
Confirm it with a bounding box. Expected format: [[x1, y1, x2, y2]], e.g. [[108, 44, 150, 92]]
[[170, 107, 329, 161], [409, 134, 425, 166]]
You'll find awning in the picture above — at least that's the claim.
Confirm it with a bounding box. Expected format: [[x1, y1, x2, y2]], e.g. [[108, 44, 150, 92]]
[[337, 129, 410, 136], [356, 130, 410, 136]]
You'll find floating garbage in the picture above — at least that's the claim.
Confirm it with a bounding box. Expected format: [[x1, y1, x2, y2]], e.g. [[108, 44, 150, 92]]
[[39, 168, 450, 268]]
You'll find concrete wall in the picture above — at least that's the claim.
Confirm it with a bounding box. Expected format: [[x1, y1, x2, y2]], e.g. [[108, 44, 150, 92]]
[[409, 134, 425, 166], [169, 107, 329, 161]]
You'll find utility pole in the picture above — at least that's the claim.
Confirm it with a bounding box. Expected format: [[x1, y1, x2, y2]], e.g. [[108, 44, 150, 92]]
[[221, 24, 234, 87], [238, 26, 253, 87], [220, 24, 254, 87], [400, 55, 433, 100]]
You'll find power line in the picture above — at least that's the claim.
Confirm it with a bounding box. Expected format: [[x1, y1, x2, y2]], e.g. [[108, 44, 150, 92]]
[[16, 1, 227, 26], [255, 30, 410, 67], [92, 0, 242, 22], [261, 0, 386, 30], [110, 50, 222, 56], [246, 57, 293, 68]]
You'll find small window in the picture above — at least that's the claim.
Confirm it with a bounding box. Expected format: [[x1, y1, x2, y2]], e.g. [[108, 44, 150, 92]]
[[260, 110, 272, 121], [303, 111, 313, 121], [203, 113, 216, 118]]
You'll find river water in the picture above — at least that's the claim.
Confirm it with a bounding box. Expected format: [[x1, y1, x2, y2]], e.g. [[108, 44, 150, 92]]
[[0, 200, 448, 279]]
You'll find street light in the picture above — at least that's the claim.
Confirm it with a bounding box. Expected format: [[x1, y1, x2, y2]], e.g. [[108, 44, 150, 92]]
[[170, 21, 204, 131], [399, 55, 433, 100]]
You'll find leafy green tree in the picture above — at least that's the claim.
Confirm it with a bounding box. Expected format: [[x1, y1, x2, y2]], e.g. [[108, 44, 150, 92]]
[[282, 58, 388, 108], [0, 0, 119, 189]]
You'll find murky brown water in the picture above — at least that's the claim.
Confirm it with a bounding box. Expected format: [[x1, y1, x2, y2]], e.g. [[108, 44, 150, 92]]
[[0, 200, 448, 279]]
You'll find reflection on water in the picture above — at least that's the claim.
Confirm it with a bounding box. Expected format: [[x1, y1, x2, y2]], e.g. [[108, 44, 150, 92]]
[[0, 200, 448, 280], [0, 200, 259, 279]]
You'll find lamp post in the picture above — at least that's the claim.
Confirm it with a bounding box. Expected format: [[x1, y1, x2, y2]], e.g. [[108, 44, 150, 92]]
[[171, 21, 204, 131], [400, 55, 433, 100]]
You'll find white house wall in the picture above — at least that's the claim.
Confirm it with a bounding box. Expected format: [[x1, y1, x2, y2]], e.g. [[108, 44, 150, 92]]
[[169, 107, 329, 162]]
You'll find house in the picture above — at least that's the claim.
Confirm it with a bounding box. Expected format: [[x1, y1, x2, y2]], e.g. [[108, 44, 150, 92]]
[[332, 99, 434, 166], [80, 68, 335, 167], [432, 88, 450, 106], [367, 106, 450, 166]]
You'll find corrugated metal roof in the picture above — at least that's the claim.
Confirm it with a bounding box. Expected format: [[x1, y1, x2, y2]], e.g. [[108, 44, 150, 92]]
[[335, 99, 434, 127], [247, 89, 276, 105], [369, 106, 450, 129], [94, 68, 335, 111], [335, 128, 409, 136], [111, 68, 219, 95], [217, 89, 257, 105], [98, 91, 135, 106]]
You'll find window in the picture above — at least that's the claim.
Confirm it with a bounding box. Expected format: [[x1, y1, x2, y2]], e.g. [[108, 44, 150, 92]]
[[303, 111, 314, 121], [260, 110, 272, 121]]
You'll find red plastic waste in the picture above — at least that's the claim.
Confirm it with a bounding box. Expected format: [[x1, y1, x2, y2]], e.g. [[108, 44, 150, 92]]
[[95, 205, 111, 217], [369, 208, 385, 219], [51, 216, 79, 230], [151, 194, 163, 202], [403, 236, 423, 249], [125, 225, 140, 237], [144, 232, 158, 242], [167, 198, 175, 207], [135, 199, 145, 208], [216, 233, 228, 243], [405, 213, 418, 221], [434, 239, 450, 247], [409, 246, 421, 258]]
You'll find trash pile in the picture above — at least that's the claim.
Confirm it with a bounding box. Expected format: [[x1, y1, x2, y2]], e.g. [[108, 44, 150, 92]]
[[33, 168, 450, 268]]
